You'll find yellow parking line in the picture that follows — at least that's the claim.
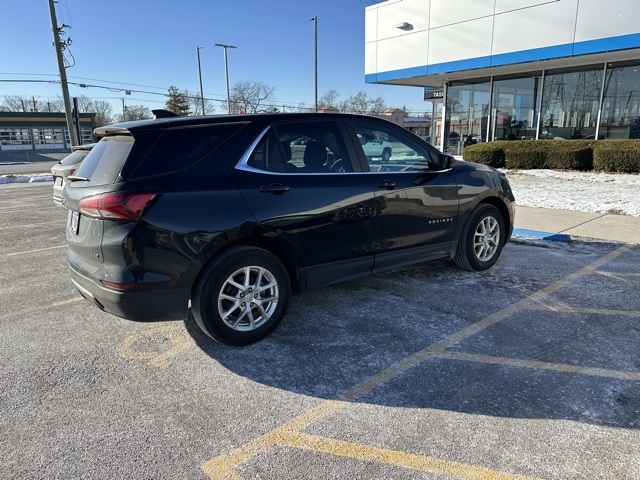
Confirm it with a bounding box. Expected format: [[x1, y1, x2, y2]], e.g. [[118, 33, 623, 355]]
[[281, 432, 540, 480], [52, 297, 83, 307], [6, 244, 67, 256], [201, 243, 635, 479], [202, 401, 541, 480], [528, 305, 640, 316], [436, 351, 640, 381]]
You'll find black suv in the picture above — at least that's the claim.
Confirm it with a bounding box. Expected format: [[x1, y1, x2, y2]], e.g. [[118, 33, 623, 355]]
[[62, 113, 515, 345]]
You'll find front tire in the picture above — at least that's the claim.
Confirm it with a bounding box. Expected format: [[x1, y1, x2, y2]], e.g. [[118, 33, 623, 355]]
[[454, 204, 505, 271], [192, 246, 290, 345]]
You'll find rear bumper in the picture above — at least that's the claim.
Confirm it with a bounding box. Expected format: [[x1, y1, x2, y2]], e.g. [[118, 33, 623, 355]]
[[70, 267, 189, 321]]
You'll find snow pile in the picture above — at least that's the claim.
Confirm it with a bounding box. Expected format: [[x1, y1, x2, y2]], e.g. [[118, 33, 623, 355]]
[[0, 174, 54, 184], [504, 169, 640, 217]]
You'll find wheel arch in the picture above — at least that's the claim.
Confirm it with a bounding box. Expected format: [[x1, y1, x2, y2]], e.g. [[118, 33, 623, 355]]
[[190, 235, 303, 300], [478, 196, 512, 245]]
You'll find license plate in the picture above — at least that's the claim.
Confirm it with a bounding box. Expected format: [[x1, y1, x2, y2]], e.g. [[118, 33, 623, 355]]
[[70, 211, 80, 235], [55, 177, 63, 186]]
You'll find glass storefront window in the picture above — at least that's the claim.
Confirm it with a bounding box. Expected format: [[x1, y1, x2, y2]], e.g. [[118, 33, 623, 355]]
[[491, 75, 541, 141], [539, 67, 601, 140], [441, 62, 640, 150], [445, 80, 491, 155], [600, 63, 640, 139]]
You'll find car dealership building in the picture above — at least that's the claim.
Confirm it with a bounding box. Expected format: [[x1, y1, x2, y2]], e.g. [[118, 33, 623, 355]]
[[365, 0, 640, 154]]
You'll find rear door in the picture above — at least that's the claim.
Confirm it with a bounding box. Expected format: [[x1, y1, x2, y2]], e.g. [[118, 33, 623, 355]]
[[233, 119, 377, 290], [346, 120, 460, 272]]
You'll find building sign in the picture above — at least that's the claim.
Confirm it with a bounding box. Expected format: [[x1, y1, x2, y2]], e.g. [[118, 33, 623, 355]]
[[424, 88, 444, 100]]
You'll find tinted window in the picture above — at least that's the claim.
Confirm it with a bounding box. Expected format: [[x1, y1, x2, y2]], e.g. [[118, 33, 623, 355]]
[[247, 130, 287, 173], [130, 123, 243, 178], [352, 122, 437, 172], [275, 121, 352, 173], [75, 135, 133, 185]]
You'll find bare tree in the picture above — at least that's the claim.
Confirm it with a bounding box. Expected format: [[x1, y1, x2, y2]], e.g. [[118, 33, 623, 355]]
[[1, 95, 30, 112], [116, 105, 152, 122], [319, 89, 340, 108], [75, 95, 94, 113], [338, 91, 387, 115], [47, 97, 65, 112], [93, 100, 114, 127], [228, 81, 276, 113], [185, 90, 216, 115]]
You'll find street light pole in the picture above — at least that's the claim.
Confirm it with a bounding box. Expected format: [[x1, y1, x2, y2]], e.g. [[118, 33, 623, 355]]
[[196, 46, 205, 115], [214, 43, 237, 114], [309, 16, 318, 112]]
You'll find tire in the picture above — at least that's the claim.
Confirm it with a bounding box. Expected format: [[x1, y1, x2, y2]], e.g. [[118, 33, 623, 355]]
[[454, 204, 505, 271], [192, 246, 290, 346], [381, 148, 392, 162]]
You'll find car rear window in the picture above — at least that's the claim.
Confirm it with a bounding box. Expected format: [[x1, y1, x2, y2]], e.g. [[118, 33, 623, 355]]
[[58, 149, 90, 166], [74, 135, 134, 185], [128, 123, 244, 179]]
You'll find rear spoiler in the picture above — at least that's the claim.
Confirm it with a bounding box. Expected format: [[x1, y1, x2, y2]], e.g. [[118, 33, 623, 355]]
[[152, 109, 179, 119]]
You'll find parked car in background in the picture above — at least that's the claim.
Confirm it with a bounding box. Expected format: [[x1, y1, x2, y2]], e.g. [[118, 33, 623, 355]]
[[358, 131, 394, 161], [51, 144, 95, 208], [61, 113, 515, 345]]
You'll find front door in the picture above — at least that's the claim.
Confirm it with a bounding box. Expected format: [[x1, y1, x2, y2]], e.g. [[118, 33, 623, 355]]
[[347, 120, 459, 272]]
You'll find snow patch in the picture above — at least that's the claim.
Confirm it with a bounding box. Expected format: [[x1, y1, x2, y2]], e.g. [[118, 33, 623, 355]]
[[0, 174, 53, 184], [503, 169, 640, 217]]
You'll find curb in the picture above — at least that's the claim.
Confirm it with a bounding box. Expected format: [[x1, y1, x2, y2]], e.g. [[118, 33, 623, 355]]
[[512, 228, 571, 242]]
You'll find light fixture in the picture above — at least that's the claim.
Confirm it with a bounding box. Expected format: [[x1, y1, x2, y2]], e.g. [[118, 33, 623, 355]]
[[396, 22, 413, 31]]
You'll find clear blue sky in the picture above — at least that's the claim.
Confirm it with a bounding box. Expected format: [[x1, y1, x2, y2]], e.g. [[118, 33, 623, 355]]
[[1, 0, 431, 115]]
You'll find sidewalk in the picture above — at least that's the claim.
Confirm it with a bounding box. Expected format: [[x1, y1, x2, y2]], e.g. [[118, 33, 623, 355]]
[[514, 205, 640, 244]]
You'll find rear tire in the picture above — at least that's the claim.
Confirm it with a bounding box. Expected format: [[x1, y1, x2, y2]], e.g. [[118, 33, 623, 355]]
[[454, 204, 504, 271], [192, 246, 290, 345]]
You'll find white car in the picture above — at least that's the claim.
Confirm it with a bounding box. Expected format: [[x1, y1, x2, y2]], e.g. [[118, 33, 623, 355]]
[[358, 132, 394, 162]]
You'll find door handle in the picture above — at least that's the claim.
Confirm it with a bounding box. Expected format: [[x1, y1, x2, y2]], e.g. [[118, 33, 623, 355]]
[[258, 183, 290, 195], [376, 180, 397, 190]]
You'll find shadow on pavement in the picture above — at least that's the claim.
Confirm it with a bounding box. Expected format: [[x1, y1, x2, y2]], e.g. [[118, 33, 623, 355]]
[[183, 242, 640, 430]]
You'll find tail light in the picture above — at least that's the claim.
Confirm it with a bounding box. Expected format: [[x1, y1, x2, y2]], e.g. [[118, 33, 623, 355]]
[[78, 192, 161, 221]]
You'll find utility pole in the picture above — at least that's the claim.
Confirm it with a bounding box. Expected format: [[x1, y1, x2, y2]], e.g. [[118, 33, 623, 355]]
[[48, 0, 77, 147]]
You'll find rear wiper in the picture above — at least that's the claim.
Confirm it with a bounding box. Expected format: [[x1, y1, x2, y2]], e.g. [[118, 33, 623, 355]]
[[66, 175, 90, 182]]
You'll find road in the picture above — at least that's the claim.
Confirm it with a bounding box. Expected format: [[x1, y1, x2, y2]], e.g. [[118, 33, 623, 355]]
[[1, 183, 639, 479]]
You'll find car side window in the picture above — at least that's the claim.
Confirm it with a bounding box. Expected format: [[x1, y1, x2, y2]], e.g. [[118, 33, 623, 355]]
[[274, 122, 352, 173], [247, 130, 287, 173], [352, 122, 438, 172]]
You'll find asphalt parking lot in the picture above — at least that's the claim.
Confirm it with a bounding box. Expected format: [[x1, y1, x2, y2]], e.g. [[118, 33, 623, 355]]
[[1, 182, 639, 480]]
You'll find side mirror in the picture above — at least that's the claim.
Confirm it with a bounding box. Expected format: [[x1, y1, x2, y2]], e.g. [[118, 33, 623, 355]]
[[435, 153, 450, 170]]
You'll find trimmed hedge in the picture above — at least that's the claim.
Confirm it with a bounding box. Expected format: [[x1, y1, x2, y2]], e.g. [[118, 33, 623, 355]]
[[543, 141, 595, 170], [462, 139, 640, 173], [460, 142, 505, 168], [593, 140, 640, 173]]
